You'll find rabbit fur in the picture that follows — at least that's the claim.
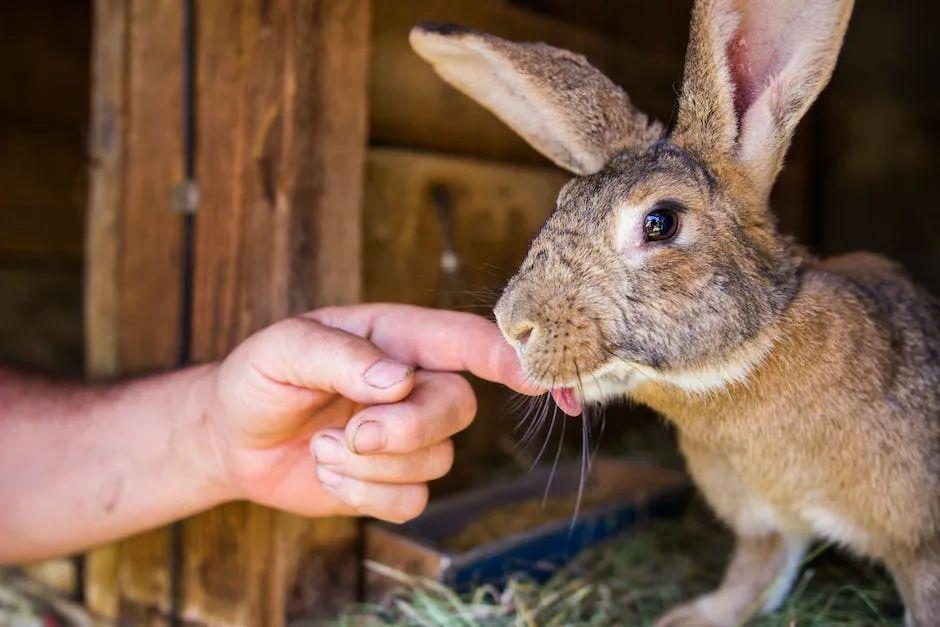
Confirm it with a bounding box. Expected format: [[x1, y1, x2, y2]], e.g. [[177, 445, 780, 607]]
[[411, 1, 940, 624]]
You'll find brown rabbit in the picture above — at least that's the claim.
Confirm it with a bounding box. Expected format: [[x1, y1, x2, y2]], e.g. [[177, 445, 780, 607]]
[[411, 1, 940, 625]]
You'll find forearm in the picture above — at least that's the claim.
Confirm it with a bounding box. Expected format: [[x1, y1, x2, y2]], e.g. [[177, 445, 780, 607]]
[[0, 365, 233, 563]]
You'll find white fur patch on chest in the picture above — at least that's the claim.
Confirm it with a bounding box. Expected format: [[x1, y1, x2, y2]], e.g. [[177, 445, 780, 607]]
[[582, 332, 774, 403]]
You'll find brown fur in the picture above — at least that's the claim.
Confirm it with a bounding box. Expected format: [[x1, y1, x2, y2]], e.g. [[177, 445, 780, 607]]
[[410, 22, 662, 175], [411, 2, 940, 624]]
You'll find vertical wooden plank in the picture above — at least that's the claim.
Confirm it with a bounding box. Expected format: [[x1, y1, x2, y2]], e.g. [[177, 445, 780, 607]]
[[112, 0, 185, 622], [85, 0, 126, 383], [119, 0, 185, 374], [184, 0, 369, 624], [84, 0, 185, 621], [84, 0, 128, 617]]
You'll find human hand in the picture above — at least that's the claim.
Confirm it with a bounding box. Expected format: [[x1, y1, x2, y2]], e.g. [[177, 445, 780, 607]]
[[198, 304, 536, 523]]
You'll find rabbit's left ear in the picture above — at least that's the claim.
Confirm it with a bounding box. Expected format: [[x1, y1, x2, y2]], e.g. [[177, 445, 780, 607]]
[[410, 23, 663, 176], [674, 0, 853, 193]]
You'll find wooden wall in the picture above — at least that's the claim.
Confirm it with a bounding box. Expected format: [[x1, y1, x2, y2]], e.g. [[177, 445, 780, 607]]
[[83, 1, 368, 625], [1, 0, 939, 624]]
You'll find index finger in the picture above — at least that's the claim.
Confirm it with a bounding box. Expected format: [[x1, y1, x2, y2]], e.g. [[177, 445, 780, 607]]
[[306, 304, 541, 395]]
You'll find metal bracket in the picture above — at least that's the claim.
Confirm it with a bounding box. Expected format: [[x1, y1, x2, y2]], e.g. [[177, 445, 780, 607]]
[[171, 179, 199, 214]]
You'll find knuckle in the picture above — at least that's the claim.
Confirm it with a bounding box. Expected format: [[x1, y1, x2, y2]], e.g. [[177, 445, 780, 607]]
[[329, 330, 370, 361], [275, 316, 319, 343], [343, 479, 367, 508]]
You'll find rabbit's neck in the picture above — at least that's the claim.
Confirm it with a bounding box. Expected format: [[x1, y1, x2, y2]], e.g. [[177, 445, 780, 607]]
[[628, 268, 852, 439]]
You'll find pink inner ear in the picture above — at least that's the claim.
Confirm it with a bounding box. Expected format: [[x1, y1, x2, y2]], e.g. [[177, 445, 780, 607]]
[[726, 0, 804, 122], [727, 34, 758, 120]]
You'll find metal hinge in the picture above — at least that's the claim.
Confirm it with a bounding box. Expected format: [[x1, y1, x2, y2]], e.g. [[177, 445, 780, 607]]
[[171, 179, 199, 214]]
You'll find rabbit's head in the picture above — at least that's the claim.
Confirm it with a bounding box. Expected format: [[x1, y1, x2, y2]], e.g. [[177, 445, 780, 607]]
[[411, 0, 852, 414]]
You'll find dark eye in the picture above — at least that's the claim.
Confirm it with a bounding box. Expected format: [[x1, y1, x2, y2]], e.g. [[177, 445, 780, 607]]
[[643, 204, 681, 242]]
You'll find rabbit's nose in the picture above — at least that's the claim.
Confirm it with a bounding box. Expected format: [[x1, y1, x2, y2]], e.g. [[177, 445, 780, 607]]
[[509, 322, 535, 347]]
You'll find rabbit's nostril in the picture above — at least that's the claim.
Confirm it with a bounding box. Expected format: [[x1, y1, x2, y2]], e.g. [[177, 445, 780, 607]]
[[513, 324, 534, 346]]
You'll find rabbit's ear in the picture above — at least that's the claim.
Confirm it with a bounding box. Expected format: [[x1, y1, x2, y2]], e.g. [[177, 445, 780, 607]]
[[410, 23, 663, 175], [673, 0, 852, 192]]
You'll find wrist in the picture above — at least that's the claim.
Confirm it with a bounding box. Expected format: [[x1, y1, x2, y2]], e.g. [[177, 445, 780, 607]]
[[182, 363, 242, 505]]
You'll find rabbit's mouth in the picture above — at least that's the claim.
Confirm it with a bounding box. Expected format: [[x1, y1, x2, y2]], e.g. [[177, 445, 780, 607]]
[[550, 386, 582, 416]]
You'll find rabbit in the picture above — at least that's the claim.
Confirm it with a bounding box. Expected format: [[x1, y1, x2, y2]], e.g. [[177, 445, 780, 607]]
[[410, 1, 940, 625]]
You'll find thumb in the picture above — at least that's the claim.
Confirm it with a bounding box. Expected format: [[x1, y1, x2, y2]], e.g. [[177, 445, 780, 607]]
[[246, 317, 415, 405]]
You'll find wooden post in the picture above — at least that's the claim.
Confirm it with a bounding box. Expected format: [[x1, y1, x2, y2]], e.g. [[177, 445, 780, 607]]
[[85, 0, 185, 621], [85, 0, 368, 624], [182, 0, 369, 625]]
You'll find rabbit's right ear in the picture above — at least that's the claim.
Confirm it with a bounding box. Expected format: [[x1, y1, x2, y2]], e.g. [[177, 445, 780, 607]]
[[409, 23, 663, 176], [674, 0, 852, 194]]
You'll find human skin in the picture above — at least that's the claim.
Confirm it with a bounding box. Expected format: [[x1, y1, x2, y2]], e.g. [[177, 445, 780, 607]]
[[0, 304, 537, 564]]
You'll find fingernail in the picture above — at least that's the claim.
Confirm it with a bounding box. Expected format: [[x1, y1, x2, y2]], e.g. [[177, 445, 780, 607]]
[[352, 421, 386, 454], [363, 359, 413, 389], [317, 466, 342, 489], [311, 435, 345, 465]]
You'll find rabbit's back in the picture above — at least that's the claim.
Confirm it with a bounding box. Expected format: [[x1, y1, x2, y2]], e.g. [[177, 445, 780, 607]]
[[816, 251, 940, 415]]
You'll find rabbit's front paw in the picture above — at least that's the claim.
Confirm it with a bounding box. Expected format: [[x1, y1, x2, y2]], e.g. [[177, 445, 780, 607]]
[[654, 600, 724, 627]]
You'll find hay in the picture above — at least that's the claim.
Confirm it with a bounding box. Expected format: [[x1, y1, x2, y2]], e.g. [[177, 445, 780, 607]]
[[335, 506, 903, 626]]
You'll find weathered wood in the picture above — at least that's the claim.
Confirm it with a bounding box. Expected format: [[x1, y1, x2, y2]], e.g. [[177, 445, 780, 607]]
[[110, 0, 186, 620], [84, 0, 127, 384], [83, 0, 129, 616], [84, 0, 185, 621], [183, 1, 369, 624], [363, 148, 567, 490], [370, 0, 679, 164], [364, 148, 565, 306]]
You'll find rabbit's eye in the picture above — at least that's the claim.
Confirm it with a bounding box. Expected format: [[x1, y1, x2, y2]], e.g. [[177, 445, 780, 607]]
[[643, 205, 680, 242]]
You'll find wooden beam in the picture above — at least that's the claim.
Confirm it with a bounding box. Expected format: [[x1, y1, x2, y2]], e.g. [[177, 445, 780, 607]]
[[182, 1, 369, 624], [84, 0, 185, 621]]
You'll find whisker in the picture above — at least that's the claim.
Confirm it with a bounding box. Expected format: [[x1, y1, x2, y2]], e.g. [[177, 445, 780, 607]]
[[587, 372, 607, 470], [570, 359, 589, 534], [523, 390, 554, 450], [513, 392, 544, 434], [542, 403, 566, 506], [531, 396, 559, 471], [515, 391, 550, 452]]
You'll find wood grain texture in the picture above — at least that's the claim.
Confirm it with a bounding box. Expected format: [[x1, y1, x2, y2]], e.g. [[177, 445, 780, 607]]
[[363, 148, 567, 490], [83, 0, 128, 615], [184, 1, 369, 624], [370, 0, 678, 164], [364, 148, 566, 307], [84, 0, 185, 621]]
